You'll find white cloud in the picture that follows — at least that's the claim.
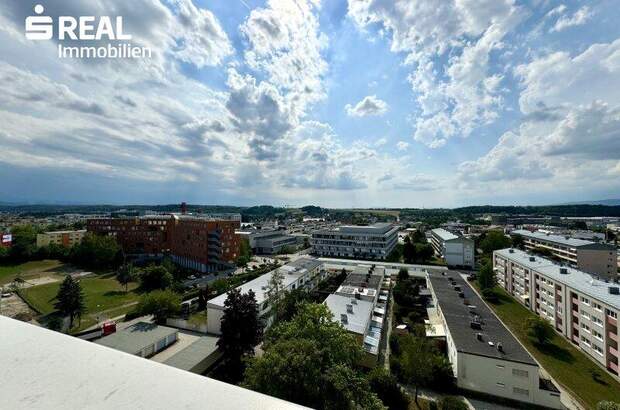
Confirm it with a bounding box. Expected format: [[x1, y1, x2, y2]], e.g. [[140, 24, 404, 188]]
[[374, 137, 388, 147], [345, 95, 389, 117], [550, 6, 592, 32], [396, 141, 410, 151]]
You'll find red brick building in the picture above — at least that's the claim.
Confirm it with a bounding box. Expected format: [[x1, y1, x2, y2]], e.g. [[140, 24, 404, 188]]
[[87, 214, 241, 272]]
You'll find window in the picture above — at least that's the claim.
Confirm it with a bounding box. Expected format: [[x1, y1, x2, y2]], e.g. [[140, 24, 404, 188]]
[[496, 382, 505, 387], [496, 364, 505, 369], [593, 344, 604, 356], [512, 369, 528, 378], [607, 310, 618, 319], [593, 303, 602, 311], [513, 387, 529, 396], [580, 296, 590, 305]]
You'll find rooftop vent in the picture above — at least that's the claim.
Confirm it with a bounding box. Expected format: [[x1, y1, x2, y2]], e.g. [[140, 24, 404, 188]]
[[476, 333, 483, 341], [351, 299, 357, 305], [355, 293, 361, 300], [470, 320, 482, 330], [529, 256, 536, 262], [497, 342, 503, 353], [559, 267, 568, 275], [509, 248, 515, 253], [609, 287, 620, 295], [458, 292, 465, 298], [340, 314, 348, 324], [488, 341, 494, 347], [346, 304, 353, 313]]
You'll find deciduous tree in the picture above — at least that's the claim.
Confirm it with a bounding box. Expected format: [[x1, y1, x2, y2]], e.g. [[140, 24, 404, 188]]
[[54, 275, 86, 329]]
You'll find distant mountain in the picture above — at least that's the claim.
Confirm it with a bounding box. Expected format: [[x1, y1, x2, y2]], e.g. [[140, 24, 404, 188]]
[[561, 199, 620, 206]]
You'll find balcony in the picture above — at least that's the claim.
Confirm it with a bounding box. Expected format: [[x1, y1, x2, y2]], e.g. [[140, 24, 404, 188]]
[[609, 316, 618, 326], [609, 332, 618, 343], [609, 345, 619, 358], [609, 361, 619, 374]]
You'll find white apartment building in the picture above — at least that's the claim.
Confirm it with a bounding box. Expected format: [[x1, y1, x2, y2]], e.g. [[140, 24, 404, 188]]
[[494, 248, 620, 377], [427, 273, 562, 408], [429, 228, 475, 268], [206, 258, 326, 334], [36, 229, 86, 248], [311, 223, 398, 260], [511, 229, 617, 278]]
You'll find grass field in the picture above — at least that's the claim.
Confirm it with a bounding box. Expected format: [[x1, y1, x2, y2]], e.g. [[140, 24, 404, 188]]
[[20, 274, 141, 331], [475, 284, 620, 408], [0, 259, 67, 285]]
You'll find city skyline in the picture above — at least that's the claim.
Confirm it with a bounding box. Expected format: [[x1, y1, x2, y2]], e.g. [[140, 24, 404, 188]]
[[1, 0, 619, 208]]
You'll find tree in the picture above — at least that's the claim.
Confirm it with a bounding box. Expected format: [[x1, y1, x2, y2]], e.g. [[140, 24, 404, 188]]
[[217, 288, 262, 383], [70, 233, 120, 268], [139, 264, 173, 291], [403, 236, 416, 264], [279, 288, 312, 322], [54, 275, 86, 329], [0, 245, 9, 261], [477, 260, 495, 290], [414, 243, 434, 263], [367, 367, 410, 410], [597, 401, 620, 410], [397, 268, 409, 281], [136, 290, 181, 324], [525, 317, 554, 345], [116, 263, 137, 292], [399, 335, 435, 402], [439, 396, 468, 410], [266, 268, 285, 321], [480, 230, 512, 254], [8, 224, 38, 261], [236, 238, 252, 267], [244, 303, 384, 409], [511, 233, 524, 249]]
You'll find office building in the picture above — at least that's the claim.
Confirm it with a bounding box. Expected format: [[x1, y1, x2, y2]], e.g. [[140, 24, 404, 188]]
[[429, 228, 475, 268], [236, 229, 298, 255], [427, 273, 562, 408], [207, 258, 325, 334], [494, 248, 620, 377], [36, 229, 86, 248], [0, 316, 307, 409], [511, 229, 617, 278], [311, 223, 398, 260], [87, 214, 240, 272]]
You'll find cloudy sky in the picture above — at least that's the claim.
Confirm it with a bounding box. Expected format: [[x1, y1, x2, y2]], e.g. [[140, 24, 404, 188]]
[[0, 0, 619, 208]]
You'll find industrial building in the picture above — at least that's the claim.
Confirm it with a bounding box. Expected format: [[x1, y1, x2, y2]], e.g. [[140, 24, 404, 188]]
[[95, 322, 178, 358], [427, 273, 562, 408], [207, 257, 326, 334], [511, 229, 617, 278], [36, 229, 86, 248], [87, 213, 241, 273], [494, 248, 620, 377], [429, 228, 475, 268], [311, 223, 399, 260]]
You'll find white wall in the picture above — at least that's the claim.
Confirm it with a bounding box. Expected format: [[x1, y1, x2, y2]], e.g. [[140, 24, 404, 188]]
[[207, 306, 225, 335]]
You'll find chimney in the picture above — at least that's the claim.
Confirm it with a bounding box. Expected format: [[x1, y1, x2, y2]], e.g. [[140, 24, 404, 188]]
[[346, 304, 353, 313]]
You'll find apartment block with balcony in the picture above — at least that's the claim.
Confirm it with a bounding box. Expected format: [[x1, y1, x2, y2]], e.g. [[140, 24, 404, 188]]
[[36, 229, 86, 248], [429, 228, 475, 268], [511, 229, 617, 278], [311, 223, 398, 260], [494, 248, 620, 377]]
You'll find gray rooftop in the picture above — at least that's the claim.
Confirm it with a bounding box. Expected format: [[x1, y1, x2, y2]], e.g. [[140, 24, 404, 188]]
[[495, 248, 620, 309], [315, 223, 398, 235], [207, 257, 323, 308], [512, 229, 595, 248], [164, 336, 220, 372], [0, 316, 308, 410], [325, 294, 373, 334], [95, 322, 178, 354], [431, 228, 459, 241], [429, 272, 537, 365]]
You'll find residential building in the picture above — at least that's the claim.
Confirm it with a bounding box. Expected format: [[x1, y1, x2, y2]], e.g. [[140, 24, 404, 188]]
[[429, 228, 475, 268], [427, 272, 562, 408], [207, 257, 325, 334], [87, 213, 241, 272], [1, 232, 11, 248], [324, 264, 391, 367], [0, 316, 307, 409], [311, 223, 398, 260], [494, 248, 620, 377], [36, 229, 86, 248], [95, 322, 178, 358], [511, 229, 617, 278]]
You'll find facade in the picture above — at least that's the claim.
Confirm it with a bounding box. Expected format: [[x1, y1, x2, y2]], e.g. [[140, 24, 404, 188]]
[[427, 273, 562, 408], [429, 228, 475, 268], [0, 232, 11, 247], [95, 322, 178, 358], [311, 223, 399, 260], [207, 257, 326, 334], [494, 248, 620, 377], [87, 214, 241, 272], [511, 229, 617, 278], [324, 264, 391, 367], [237, 229, 298, 254], [36, 229, 86, 248]]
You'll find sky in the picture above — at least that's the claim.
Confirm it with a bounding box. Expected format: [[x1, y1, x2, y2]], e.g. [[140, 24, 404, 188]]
[[0, 0, 619, 208]]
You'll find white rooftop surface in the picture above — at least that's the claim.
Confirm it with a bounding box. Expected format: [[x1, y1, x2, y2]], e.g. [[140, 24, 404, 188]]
[[496, 248, 620, 309], [324, 294, 373, 335], [431, 228, 459, 241], [0, 317, 307, 410], [512, 229, 594, 247], [208, 258, 321, 308]]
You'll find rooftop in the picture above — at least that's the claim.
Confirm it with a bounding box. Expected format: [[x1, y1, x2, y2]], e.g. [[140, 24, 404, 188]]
[[325, 294, 373, 335], [429, 272, 537, 365], [496, 248, 620, 309], [164, 336, 220, 372], [431, 228, 459, 241], [314, 223, 398, 235], [512, 229, 595, 248], [95, 322, 178, 354], [207, 257, 323, 308], [0, 316, 307, 410]]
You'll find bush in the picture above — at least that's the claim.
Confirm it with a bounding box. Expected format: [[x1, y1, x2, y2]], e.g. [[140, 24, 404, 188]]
[[524, 317, 554, 345], [139, 265, 173, 291], [481, 288, 497, 302], [439, 396, 468, 410], [136, 290, 181, 324], [367, 368, 410, 410]]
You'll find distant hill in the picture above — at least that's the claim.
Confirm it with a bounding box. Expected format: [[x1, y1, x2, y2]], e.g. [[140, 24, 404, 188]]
[[561, 199, 620, 206]]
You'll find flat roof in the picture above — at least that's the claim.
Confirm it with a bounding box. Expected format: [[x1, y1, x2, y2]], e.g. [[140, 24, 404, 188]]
[[164, 336, 220, 371], [429, 272, 537, 365], [42, 229, 86, 234], [431, 228, 459, 241], [0, 317, 308, 410], [95, 322, 178, 354], [325, 294, 373, 335], [496, 248, 620, 309], [314, 223, 398, 235], [512, 229, 594, 248], [207, 257, 322, 308]]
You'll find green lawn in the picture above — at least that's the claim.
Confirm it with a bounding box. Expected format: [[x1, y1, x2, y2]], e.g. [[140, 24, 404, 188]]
[[475, 284, 620, 408], [0, 259, 67, 285], [20, 275, 140, 319]]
